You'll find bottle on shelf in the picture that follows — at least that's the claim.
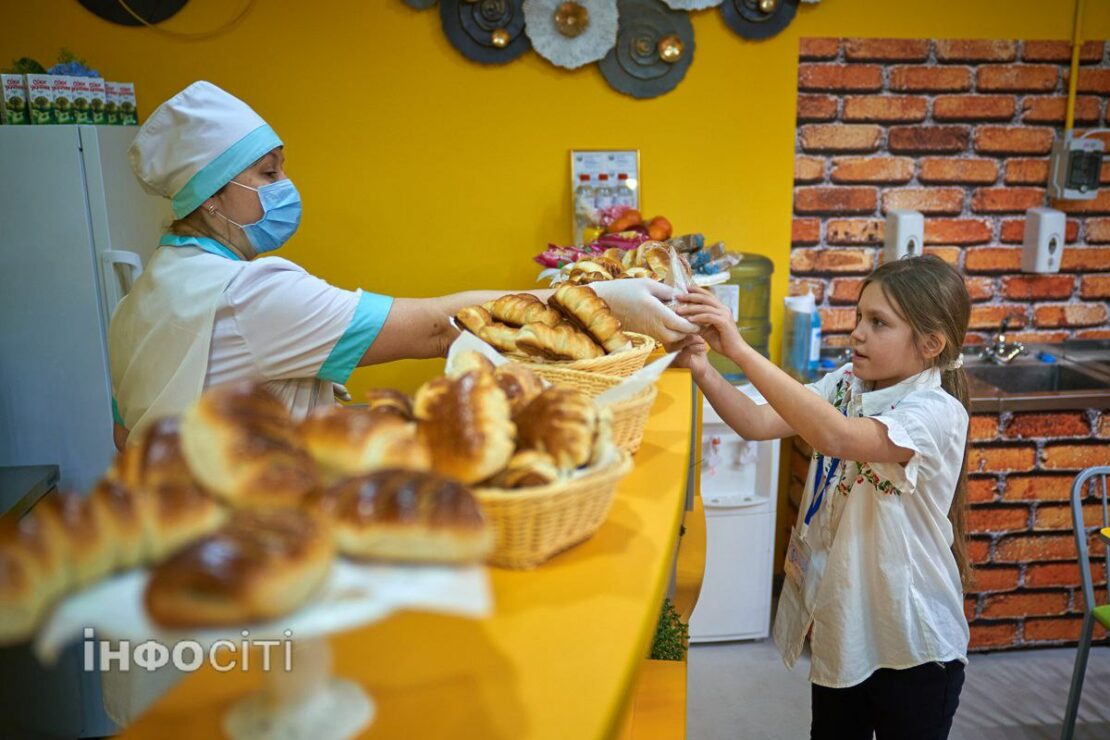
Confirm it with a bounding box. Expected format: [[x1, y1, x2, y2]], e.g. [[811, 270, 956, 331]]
[[615, 173, 635, 208], [594, 173, 615, 210], [573, 174, 595, 244]]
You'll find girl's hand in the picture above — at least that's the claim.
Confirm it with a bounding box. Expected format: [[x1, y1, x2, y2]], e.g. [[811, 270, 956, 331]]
[[671, 335, 710, 379], [675, 289, 748, 359]]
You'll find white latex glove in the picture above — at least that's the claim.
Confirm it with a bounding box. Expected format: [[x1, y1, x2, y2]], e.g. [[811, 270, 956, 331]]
[[590, 278, 700, 346]]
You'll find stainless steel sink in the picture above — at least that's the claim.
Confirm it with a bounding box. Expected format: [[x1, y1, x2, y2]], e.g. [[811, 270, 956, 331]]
[[966, 363, 1110, 393]]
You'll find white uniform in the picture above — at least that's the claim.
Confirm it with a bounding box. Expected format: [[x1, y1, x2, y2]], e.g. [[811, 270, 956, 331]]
[[773, 363, 970, 689], [109, 234, 393, 436]]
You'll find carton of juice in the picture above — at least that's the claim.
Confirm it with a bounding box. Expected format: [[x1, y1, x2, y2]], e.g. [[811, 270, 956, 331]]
[[71, 77, 93, 123], [87, 78, 107, 124], [116, 82, 138, 125], [104, 81, 119, 124], [26, 74, 54, 124], [51, 76, 74, 124], [0, 74, 29, 125]]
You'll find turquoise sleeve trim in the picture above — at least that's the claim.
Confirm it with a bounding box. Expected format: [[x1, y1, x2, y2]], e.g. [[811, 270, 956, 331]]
[[159, 233, 243, 261], [318, 291, 394, 384], [111, 397, 124, 426], [171, 124, 283, 218]]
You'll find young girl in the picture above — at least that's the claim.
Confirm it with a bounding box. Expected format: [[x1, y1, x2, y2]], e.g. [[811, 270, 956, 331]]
[[676, 255, 971, 740]]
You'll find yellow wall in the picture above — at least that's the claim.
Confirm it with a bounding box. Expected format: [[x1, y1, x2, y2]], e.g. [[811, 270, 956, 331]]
[[9, 1, 1110, 395]]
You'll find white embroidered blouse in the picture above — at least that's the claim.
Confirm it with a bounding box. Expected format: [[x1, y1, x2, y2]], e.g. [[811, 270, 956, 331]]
[[772, 363, 971, 688]]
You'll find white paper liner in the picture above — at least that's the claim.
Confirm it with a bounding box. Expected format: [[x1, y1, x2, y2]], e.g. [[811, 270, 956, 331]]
[[34, 560, 491, 665]]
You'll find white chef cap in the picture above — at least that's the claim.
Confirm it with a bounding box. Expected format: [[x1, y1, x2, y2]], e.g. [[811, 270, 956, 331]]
[[129, 80, 283, 219]]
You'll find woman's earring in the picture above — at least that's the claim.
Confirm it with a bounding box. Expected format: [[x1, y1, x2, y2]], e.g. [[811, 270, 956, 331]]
[[207, 204, 216, 214]]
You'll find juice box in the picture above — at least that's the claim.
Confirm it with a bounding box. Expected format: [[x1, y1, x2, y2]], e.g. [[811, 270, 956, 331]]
[[104, 81, 119, 124], [51, 75, 74, 124], [116, 82, 138, 125], [26, 74, 54, 124], [0, 74, 29, 125], [87, 78, 107, 124], [71, 77, 93, 124]]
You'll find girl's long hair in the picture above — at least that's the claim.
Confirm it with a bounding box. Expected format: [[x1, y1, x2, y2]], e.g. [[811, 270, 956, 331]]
[[861, 255, 973, 588]]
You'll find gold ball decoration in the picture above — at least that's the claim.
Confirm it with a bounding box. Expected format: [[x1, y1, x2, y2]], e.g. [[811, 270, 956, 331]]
[[758, 0, 777, 13], [491, 28, 511, 48], [554, 2, 590, 38], [657, 34, 684, 63]]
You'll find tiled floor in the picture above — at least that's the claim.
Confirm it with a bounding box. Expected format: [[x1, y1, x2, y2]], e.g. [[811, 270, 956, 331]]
[[688, 639, 1110, 739]]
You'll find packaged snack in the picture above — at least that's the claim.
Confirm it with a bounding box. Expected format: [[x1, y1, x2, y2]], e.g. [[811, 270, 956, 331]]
[[104, 81, 120, 124], [116, 82, 137, 125], [26, 74, 54, 124], [71, 77, 93, 123], [0, 74, 30, 125], [87, 78, 107, 124], [51, 76, 75, 124]]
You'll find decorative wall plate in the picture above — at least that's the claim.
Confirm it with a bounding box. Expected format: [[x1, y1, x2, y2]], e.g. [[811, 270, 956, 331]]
[[719, 0, 798, 40], [524, 0, 620, 70], [77, 0, 189, 26], [441, 0, 532, 64], [661, 0, 722, 9], [599, 0, 694, 99]]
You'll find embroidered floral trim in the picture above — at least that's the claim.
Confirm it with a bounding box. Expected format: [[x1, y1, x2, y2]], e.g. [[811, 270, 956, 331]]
[[859, 462, 903, 496]]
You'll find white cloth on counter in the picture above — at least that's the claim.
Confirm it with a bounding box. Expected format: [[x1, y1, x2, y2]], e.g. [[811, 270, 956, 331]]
[[771, 362, 970, 688]]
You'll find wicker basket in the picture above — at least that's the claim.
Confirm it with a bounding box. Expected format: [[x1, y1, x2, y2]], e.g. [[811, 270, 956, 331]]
[[520, 364, 658, 454], [506, 332, 656, 377], [473, 451, 634, 569]]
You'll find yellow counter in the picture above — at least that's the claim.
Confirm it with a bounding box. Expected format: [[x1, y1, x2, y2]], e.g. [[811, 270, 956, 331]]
[[120, 369, 695, 740]]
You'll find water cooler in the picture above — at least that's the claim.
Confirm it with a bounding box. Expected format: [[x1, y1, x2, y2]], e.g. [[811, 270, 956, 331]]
[[689, 385, 780, 643]]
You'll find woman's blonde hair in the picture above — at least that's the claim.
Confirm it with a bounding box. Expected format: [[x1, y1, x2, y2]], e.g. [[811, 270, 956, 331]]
[[860, 254, 973, 588]]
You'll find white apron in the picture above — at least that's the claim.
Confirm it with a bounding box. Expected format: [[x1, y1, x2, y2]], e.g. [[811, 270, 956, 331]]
[[109, 244, 246, 439]]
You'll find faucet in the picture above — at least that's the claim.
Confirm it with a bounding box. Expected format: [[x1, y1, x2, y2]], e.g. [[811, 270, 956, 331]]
[[983, 316, 1026, 364]]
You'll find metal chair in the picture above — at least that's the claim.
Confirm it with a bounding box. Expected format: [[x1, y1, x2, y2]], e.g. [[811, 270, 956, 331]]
[[1061, 465, 1110, 740]]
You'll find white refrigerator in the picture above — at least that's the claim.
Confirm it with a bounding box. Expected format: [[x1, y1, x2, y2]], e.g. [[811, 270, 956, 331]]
[[0, 125, 167, 491], [0, 125, 168, 738]]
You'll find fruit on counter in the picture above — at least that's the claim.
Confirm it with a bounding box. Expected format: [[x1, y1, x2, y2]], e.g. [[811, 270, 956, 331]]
[[647, 216, 672, 241], [605, 209, 643, 234]]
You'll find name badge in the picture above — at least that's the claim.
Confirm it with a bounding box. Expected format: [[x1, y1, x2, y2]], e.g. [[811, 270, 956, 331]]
[[784, 527, 811, 589]]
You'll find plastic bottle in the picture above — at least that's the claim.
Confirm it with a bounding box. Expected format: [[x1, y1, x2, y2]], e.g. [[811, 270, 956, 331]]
[[615, 173, 635, 208], [573, 174, 595, 244], [594, 173, 614, 210], [808, 304, 822, 380], [782, 290, 818, 382]]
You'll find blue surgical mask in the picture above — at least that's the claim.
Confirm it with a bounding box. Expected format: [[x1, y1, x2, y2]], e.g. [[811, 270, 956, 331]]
[[220, 178, 302, 253]]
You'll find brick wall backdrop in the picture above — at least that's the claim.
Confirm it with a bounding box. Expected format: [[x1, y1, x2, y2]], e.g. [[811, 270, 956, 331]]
[[791, 37, 1110, 344], [964, 410, 1110, 649], [789, 38, 1110, 651]]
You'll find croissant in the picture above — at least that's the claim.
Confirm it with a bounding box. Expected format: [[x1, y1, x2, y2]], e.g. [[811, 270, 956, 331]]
[[449, 350, 496, 379], [602, 248, 625, 264], [144, 508, 334, 628], [487, 293, 562, 328], [642, 244, 672, 280], [565, 269, 610, 286], [414, 370, 516, 484], [365, 388, 414, 420], [310, 469, 492, 563], [515, 322, 604, 361], [477, 322, 521, 354], [549, 284, 632, 354], [482, 450, 560, 489], [299, 406, 431, 484], [180, 382, 319, 509], [514, 387, 598, 472], [455, 305, 492, 335], [109, 416, 195, 493], [577, 257, 623, 278], [493, 363, 544, 417]]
